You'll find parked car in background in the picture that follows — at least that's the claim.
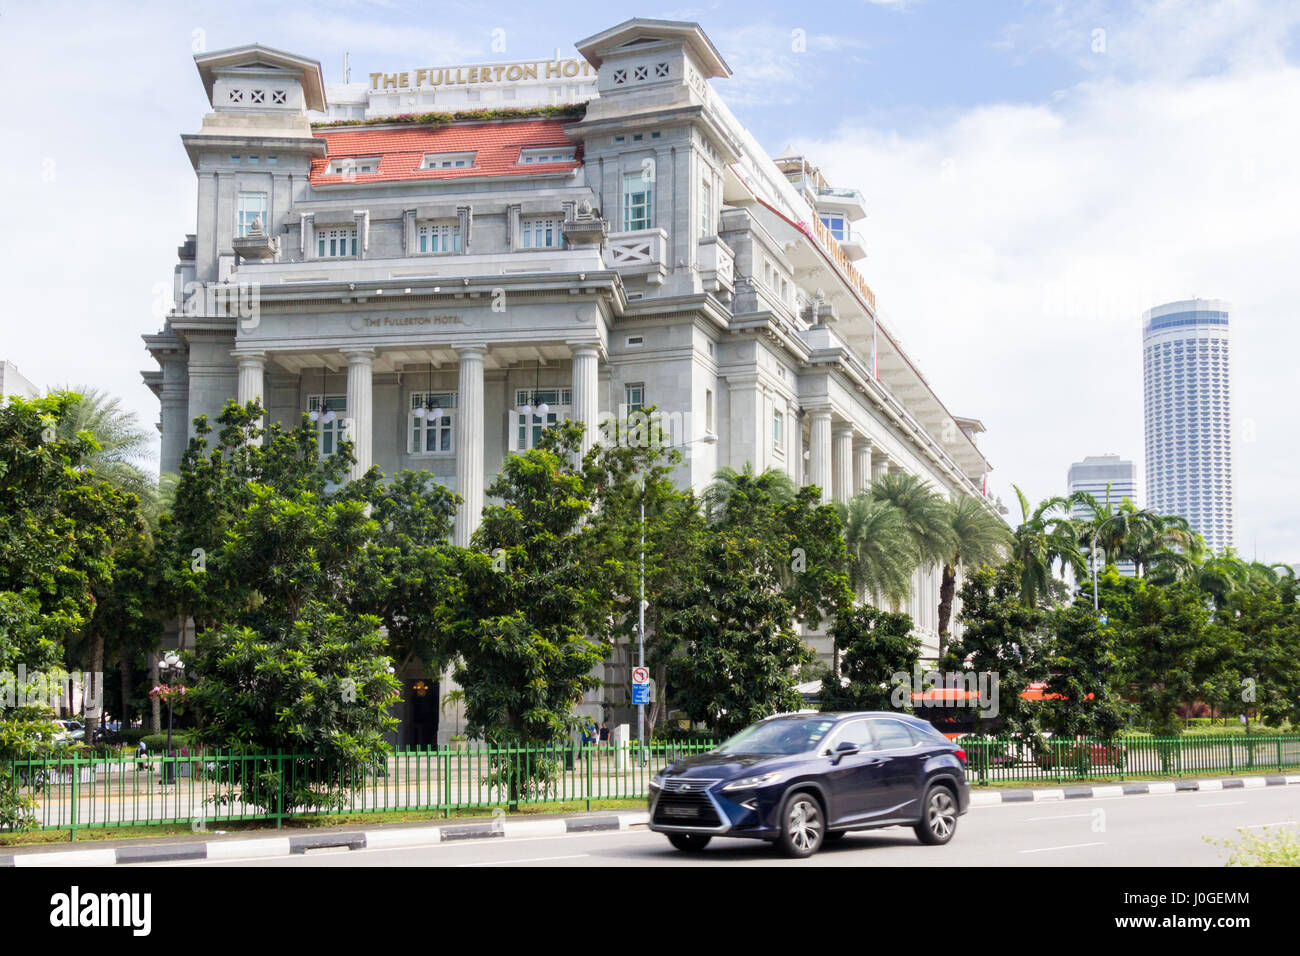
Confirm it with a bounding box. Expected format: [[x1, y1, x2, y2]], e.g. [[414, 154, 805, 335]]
[[649, 712, 970, 857]]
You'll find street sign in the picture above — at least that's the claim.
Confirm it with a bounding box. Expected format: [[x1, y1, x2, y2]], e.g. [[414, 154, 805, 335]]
[[632, 666, 650, 705]]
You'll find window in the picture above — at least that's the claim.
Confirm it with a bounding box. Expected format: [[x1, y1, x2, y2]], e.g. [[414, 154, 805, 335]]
[[699, 177, 713, 238], [625, 334, 644, 347], [623, 172, 653, 231], [326, 157, 379, 176], [826, 719, 875, 753], [409, 391, 457, 454], [705, 389, 714, 433], [308, 395, 346, 456], [422, 151, 476, 169], [870, 719, 917, 750], [317, 227, 357, 258], [625, 383, 645, 413], [512, 388, 572, 450], [772, 408, 783, 450], [418, 222, 462, 253], [820, 214, 846, 240], [521, 218, 560, 249], [518, 147, 575, 165], [237, 192, 268, 237]]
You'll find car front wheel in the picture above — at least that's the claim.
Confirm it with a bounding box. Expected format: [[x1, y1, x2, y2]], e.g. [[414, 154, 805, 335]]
[[667, 832, 711, 852], [777, 792, 825, 858], [914, 785, 958, 845]]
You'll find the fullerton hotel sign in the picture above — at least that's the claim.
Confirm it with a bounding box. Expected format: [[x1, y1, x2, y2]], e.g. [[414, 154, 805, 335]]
[[353, 314, 463, 329], [368, 58, 595, 91]]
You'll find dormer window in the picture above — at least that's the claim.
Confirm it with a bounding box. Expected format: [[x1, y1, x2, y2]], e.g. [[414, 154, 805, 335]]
[[518, 147, 575, 165], [326, 157, 380, 177], [520, 218, 561, 249], [422, 151, 477, 170], [417, 222, 461, 254]]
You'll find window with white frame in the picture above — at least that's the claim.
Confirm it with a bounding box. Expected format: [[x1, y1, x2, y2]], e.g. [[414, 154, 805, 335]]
[[520, 218, 561, 249], [772, 408, 784, 451], [699, 177, 713, 238], [417, 222, 462, 253], [408, 391, 457, 454], [624, 383, 645, 414], [422, 151, 476, 170], [705, 389, 714, 433], [308, 395, 347, 456], [511, 388, 572, 451], [326, 157, 379, 176], [819, 214, 847, 241], [237, 192, 268, 237], [518, 147, 575, 165], [317, 228, 357, 258], [622, 172, 653, 231]]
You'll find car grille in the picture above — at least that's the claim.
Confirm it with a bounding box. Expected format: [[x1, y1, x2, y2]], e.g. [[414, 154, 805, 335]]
[[653, 781, 722, 828]]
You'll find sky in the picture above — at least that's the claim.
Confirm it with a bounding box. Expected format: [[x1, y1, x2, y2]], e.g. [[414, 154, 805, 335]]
[[2, 0, 1298, 560]]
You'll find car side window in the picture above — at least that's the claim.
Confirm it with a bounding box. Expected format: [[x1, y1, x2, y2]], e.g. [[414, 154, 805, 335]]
[[870, 719, 917, 750], [826, 719, 875, 753]]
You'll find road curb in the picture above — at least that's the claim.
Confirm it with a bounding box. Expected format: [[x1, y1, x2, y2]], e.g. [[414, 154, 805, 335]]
[[969, 773, 1300, 807], [0, 810, 652, 867]]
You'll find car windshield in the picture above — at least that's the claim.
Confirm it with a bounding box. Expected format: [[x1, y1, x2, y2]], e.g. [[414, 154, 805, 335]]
[[715, 716, 839, 755]]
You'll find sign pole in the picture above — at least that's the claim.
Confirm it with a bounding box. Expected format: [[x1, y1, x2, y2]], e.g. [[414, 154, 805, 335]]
[[637, 493, 646, 766]]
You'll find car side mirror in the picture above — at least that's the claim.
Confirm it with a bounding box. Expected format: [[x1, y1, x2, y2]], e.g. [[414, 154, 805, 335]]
[[831, 740, 859, 762]]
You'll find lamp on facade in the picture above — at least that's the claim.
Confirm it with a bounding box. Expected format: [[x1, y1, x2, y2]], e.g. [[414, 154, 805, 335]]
[[310, 365, 335, 423], [413, 361, 440, 420], [519, 363, 547, 419]]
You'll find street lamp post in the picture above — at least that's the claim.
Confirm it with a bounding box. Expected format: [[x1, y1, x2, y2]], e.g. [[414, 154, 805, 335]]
[[1090, 512, 1131, 611], [635, 431, 716, 765], [158, 652, 184, 786]]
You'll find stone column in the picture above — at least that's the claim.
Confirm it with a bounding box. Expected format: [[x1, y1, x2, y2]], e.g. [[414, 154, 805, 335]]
[[808, 409, 832, 504], [159, 360, 190, 474], [342, 348, 375, 479], [454, 345, 487, 547], [234, 350, 266, 445], [872, 450, 891, 481], [832, 423, 854, 504], [853, 438, 873, 494], [570, 344, 600, 458]]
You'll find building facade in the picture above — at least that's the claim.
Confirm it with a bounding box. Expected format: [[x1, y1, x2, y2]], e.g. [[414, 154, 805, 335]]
[[142, 19, 995, 743], [0, 361, 40, 402], [1141, 298, 1235, 553], [1067, 454, 1138, 576]]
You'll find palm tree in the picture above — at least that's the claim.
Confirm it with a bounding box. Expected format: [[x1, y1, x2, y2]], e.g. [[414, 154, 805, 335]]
[[1010, 486, 1083, 607], [936, 494, 1012, 654], [52, 387, 157, 737], [836, 494, 914, 609], [1121, 508, 1195, 577], [869, 471, 954, 569], [701, 463, 796, 526]]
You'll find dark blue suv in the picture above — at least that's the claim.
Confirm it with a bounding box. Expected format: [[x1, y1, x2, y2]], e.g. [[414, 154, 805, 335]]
[[649, 712, 970, 857]]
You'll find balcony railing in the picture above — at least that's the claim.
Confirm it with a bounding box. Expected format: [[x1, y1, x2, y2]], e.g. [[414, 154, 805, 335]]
[[605, 228, 668, 285], [697, 235, 735, 297]]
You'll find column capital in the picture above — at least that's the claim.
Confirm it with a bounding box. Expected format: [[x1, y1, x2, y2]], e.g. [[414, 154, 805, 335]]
[[568, 341, 604, 361], [340, 346, 376, 364], [832, 420, 856, 438], [854, 434, 874, 450], [454, 343, 489, 359], [808, 407, 833, 422]]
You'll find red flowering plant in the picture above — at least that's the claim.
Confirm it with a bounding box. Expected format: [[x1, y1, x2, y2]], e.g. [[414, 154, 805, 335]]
[[148, 684, 187, 703]]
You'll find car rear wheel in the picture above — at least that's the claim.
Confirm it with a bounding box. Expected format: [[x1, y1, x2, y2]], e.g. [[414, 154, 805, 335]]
[[914, 785, 958, 845], [667, 832, 711, 852], [777, 792, 825, 858]]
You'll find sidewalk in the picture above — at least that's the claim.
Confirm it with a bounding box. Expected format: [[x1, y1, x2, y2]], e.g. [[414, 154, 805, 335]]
[[969, 771, 1300, 806]]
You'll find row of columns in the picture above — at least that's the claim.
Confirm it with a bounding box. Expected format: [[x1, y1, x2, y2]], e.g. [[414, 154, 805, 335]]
[[805, 408, 901, 504], [232, 342, 601, 547]]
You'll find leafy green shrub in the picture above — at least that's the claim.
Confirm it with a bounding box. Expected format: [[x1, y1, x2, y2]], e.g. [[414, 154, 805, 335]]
[[1216, 827, 1300, 866]]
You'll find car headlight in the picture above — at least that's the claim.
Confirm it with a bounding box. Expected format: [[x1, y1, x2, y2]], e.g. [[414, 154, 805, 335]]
[[721, 772, 780, 792], [649, 771, 669, 789]]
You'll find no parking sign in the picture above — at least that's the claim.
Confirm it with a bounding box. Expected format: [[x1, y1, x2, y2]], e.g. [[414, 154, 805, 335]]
[[632, 666, 650, 705]]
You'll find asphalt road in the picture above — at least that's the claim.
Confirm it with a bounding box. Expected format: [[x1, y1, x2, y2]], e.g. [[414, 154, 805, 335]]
[[141, 784, 1299, 867]]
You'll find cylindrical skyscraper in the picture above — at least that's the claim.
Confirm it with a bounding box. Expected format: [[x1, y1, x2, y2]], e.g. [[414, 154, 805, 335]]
[[1142, 298, 1235, 553]]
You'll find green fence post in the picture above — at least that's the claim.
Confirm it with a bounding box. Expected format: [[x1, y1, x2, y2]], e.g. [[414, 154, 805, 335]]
[[1278, 738, 1284, 773], [69, 754, 79, 842], [585, 744, 593, 813], [275, 750, 284, 829]]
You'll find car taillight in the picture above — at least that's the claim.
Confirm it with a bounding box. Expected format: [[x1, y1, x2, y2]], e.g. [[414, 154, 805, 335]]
[[954, 749, 966, 762]]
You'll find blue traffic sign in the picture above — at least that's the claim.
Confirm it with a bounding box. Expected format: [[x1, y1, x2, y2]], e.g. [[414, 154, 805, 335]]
[[632, 684, 650, 705]]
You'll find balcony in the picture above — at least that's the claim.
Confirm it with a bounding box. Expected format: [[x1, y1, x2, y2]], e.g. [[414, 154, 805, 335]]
[[605, 228, 668, 285], [697, 235, 735, 299]]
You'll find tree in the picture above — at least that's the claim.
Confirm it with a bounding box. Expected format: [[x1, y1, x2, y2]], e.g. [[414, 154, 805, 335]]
[[936, 494, 1011, 654], [1041, 602, 1131, 738], [869, 471, 955, 578], [837, 494, 914, 609], [1009, 486, 1082, 607], [448, 422, 611, 800], [819, 604, 919, 712], [0, 395, 139, 825], [944, 562, 1047, 737]]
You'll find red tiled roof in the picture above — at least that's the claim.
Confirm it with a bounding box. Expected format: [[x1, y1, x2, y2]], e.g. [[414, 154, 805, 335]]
[[309, 118, 581, 185]]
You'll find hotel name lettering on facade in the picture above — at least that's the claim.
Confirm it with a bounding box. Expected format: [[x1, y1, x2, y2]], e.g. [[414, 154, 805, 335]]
[[369, 59, 595, 91], [360, 315, 461, 328]]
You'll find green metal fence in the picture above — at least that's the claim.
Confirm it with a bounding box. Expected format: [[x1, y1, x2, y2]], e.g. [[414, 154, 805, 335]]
[[960, 735, 1300, 786], [1, 740, 717, 838], [5, 735, 1298, 838]]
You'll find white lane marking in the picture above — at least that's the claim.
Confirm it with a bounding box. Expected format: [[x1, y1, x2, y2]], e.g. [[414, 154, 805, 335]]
[[459, 853, 589, 867], [146, 827, 655, 866], [1196, 801, 1245, 808], [1243, 820, 1296, 829], [1019, 842, 1106, 854], [1027, 812, 1092, 821]]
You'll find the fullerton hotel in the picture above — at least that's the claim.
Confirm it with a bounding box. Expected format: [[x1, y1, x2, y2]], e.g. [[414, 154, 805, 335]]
[[143, 17, 997, 744]]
